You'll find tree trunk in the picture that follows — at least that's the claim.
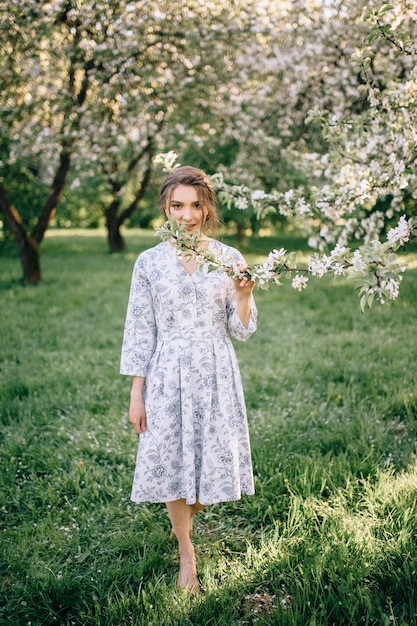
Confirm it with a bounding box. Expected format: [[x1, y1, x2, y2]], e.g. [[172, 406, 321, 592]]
[[250, 213, 260, 236], [0, 183, 42, 283], [31, 149, 71, 245], [105, 155, 153, 253], [19, 237, 42, 284], [106, 199, 125, 252], [236, 221, 245, 243], [107, 222, 125, 252], [0, 147, 72, 284]]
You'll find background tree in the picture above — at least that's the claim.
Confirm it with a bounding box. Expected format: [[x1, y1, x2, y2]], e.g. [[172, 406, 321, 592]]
[[72, 0, 255, 252], [0, 0, 271, 275], [212, 0, 416, 252], [299, 2, 417, 253], [0, 1, 113, 282]]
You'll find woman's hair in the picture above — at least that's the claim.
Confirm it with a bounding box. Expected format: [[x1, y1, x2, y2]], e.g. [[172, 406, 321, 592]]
[[159, 166, 220, 235]]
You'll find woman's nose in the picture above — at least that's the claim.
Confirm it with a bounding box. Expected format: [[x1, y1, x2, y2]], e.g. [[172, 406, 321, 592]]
[[180, 207, 192, 220]]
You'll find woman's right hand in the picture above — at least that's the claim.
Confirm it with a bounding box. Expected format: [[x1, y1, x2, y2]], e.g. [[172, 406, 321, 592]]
[[129, 396, 147, 434]]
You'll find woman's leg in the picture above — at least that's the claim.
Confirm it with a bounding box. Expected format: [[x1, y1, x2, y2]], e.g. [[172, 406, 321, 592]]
[[190, 499, 206, 535], [169, 498, 206, 538], [166, 498, 206, 592]]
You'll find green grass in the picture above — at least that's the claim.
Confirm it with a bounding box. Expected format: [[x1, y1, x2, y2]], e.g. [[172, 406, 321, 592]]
[[1, 228, 417, 626]]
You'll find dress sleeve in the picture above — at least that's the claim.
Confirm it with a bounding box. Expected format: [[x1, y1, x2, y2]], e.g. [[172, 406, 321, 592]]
[[226, 289, 257, 342], [225, 249, 257, 342], [120, 255, 157, 376]]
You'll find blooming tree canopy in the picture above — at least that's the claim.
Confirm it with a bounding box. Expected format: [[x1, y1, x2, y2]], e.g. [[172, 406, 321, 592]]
[[0, 0, 265, 279]]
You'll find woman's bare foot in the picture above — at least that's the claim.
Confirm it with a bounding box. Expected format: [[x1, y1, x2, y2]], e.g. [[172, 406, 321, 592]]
[[165, 499, 206, 593], [176, 551, 200, 594]]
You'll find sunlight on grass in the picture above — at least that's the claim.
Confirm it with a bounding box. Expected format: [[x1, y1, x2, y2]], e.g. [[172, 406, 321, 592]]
[[400, 253, 417, 269]]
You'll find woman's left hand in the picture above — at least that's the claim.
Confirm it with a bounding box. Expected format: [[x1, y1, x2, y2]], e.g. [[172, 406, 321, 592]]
[[233, 262, 255, 296], [233, 264, 255, 328]]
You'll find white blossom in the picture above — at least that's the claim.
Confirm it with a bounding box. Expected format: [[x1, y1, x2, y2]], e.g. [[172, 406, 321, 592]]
[[284, 189, 295, 204], [292, 275, 308, 291], [154, 151, 179, 172], [267, 248, 287, 263], [387, 215, 412, 246], [381, 277, 402, 300], [295, 197, 311, 216], [251, 189, 267, 201], [308, 256, 330, 277], [351, 249, 365, 271], [235, 196, 249, 210]]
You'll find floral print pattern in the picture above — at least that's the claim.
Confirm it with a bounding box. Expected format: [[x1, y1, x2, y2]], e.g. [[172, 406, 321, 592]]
[[120, 240, 257, 505]]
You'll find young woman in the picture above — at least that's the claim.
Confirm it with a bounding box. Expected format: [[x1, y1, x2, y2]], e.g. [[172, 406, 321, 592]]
[[120, 166, 257, 593]]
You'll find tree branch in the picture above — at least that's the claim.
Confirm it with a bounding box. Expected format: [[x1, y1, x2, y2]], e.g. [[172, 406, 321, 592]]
[[376, 19, 413, 55], [118, 143, 154, 226]]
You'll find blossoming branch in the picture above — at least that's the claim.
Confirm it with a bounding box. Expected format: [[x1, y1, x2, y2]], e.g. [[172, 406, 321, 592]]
[[156, 215, 417, 311]]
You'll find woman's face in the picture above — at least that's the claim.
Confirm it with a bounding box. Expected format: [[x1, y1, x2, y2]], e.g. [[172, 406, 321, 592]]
[[165, 184, 209, 235]]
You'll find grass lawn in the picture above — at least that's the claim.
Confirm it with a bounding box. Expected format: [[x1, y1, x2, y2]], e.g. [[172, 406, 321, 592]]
[[1, 228, 417, 626]]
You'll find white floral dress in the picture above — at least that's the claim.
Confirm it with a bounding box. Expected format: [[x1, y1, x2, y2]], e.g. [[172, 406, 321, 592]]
[[120, 240, 257, 505]]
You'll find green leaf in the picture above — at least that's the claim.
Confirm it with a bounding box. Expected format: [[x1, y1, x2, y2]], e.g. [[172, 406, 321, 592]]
[[379, 4, 394, 16]]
